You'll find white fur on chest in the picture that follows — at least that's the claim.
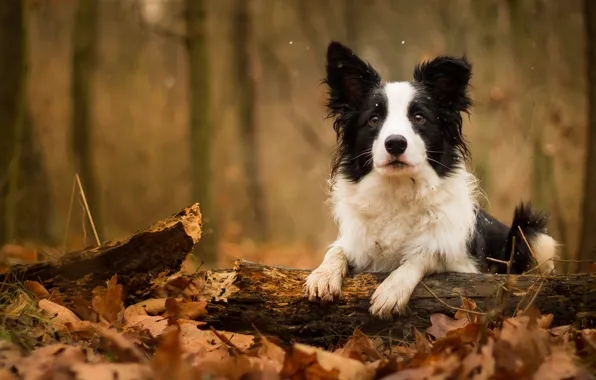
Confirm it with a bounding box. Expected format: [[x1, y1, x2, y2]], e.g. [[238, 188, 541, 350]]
[[330, 166, 478, 273]]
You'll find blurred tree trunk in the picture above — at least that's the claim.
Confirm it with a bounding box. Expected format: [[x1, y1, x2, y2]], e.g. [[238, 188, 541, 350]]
[[17, 110, 53, 243], [185, 0, 216, 264], [0, 0, 28, 245], [72, 0, 104, 240], [579, 0, 596, 272], [232, 0, 268, 242]]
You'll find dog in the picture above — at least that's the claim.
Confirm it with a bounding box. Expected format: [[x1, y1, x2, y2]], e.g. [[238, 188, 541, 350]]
[[303, 41, 557, 319]]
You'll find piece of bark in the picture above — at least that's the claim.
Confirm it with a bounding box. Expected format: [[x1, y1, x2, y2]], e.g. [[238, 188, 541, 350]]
[[201, 260, 596, 347], [0, 204, 202, 302]]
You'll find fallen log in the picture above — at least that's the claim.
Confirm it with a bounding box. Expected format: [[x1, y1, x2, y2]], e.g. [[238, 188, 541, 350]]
[[201, 260, 596, 347], [0, 204, 202, 302]]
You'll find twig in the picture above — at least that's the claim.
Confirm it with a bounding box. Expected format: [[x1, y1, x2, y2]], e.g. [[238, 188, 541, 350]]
[[521, 280, 544, 315], [75, 173, 100, 246], [517, 226, 538, 262], [420, 281, 485, 316], [209, 326, 247, 354], [518, 227, 552, 276], [486, 257, 509, 265]]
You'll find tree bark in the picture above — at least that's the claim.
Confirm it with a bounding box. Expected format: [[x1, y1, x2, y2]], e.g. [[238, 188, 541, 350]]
[[0, 204, 202, 303], [71, 0, 103, 240], [185, 0, 216, 265], [579, 0, 596, 272], [0, 0, 28, 245], [201, 261, 596, 346]]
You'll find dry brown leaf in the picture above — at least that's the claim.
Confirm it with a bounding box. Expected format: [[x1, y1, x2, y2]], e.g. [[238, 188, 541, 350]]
[[533, 346, 589, 380], [413, 329, 431, 354], [91, 275, 124, 325], [281, 343, 375, 380], [124, 298, 168, 322], [255, 336, 286, 373], [335, 329, 383, 362], [69, 363, 153, 380], [178, 300, 208, 319], [380, 366, 434, 380], [454, 297, 480, 322], [460, 338, 496, 380], [95, 325, 148, 363], [0, 368, 15, 380], [197, 355, 281, 380], [151, 326, 197, 380], [13, 344, 95, 379], [38, 299, 82, 331], [153, 274, 206, 300], [68, 296, 98, 322], [0, 341, 23, 370], [125, 314, 169, 338], [23, 281, 49, 299], [164, 298, 180, 317], [178, 323, 254, 357], [426, 313, 469, 340]]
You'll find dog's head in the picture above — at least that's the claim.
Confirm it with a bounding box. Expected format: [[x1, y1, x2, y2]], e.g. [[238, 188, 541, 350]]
[[324, 41, 472, 182]]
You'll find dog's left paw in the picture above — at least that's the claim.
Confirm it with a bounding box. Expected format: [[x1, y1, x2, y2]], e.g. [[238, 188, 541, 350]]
[[369, 278, 410, 319]]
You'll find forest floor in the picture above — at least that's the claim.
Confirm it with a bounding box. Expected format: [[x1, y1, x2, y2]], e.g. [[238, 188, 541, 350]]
[[1, 262, 596, 380]]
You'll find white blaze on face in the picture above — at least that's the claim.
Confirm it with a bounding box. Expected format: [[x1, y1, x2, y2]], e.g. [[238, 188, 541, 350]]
[[372, 82, 428, 175]]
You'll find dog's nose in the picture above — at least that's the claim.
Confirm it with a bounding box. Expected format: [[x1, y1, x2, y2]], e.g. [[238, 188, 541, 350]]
[[384, 135, 408, 156]]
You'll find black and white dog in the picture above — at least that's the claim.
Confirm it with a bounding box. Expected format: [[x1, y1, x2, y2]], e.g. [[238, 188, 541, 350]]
[[304, 41, 557, 319]]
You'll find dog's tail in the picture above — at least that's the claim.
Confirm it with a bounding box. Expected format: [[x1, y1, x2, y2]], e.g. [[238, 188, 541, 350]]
[[505, 202, 557, 274]]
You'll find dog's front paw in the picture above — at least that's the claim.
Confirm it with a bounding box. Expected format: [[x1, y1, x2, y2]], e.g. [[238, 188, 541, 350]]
[[369, 278, 410, 319], [304, 266, 344, 303]]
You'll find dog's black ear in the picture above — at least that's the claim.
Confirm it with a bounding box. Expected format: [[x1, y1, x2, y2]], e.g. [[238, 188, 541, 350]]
[[325, 41, 381, 113], [413, 56, 472, 112]]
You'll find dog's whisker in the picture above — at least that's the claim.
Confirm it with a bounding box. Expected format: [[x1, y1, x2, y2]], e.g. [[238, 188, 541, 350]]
[[426, 157, 452, 170], [349, 149, 373, 161]]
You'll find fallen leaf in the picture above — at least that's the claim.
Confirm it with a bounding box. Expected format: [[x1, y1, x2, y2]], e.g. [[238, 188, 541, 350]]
[[151, 326, 196, 380], [23, 281, 49, 299], [0, 368, 14, 380], [459, 338, 496, 380], [255, 335, 286, 373], [0, 341, 23, 370], [125, 314, 169, 338], [68, 296, 97, 322], [95, 325, 148, 363], [38, 299, 82, 331], [426, 313, 469, 339], [91, 275, 124, 325], [281, 343, 375, 380], [335, 329, 383, 362], [69, 363, 153, 380], [414, 329, 431, 354], [533, 346, 589, 380], [454, 297, 480, 322], [124, 299, 168, 322]]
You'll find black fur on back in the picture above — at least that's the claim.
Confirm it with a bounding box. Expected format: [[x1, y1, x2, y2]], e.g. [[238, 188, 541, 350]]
[[469, 201, 548, 274]]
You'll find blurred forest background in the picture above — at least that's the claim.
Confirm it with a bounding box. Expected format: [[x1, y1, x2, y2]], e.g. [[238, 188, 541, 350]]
[[1, 0, 596, 273]]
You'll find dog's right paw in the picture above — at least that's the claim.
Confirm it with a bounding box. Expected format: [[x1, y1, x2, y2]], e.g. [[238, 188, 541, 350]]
[[303, 267, 344, 302]]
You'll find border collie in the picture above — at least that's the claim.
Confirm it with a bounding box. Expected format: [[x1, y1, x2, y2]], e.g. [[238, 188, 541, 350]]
[[304, 41, 557, 319]]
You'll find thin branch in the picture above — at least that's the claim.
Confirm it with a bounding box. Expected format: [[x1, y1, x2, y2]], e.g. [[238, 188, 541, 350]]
[[75, 173, 100, 246], [209, 326, 247, 354], [521, 280, 544, 315], [420, 281, 486, 316], [486, 257, 509, 265]]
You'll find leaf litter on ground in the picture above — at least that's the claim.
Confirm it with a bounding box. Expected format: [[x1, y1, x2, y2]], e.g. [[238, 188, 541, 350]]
[[1, 276, 595, 380]]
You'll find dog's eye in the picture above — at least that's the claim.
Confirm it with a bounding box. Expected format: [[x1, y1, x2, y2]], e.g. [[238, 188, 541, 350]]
[[368, 115, 380, 126], [413, 113, 426, 124]]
